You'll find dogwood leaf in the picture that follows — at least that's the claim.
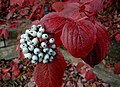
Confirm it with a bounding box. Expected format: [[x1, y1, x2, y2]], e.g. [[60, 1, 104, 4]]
[[34, 50, 67, 87], [85, 70, 95, 81], [40, 12, 66, 33], [61, 19, 96, 58], [83, 21, 110, 67]]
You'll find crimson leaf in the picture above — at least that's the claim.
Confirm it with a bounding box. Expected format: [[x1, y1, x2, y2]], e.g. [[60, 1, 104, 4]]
[[52, 2, 64, 12], [89, 0, 104, 13], [114, 61, 120, 74], [59, 2, 80, 20], [34, 50, 67, 87], [61, 19, 96, 58], [115, 34, 120, 42], [83, 21, 110, 67], [40, 12, 66, 33], [85, 70, 95, 81]]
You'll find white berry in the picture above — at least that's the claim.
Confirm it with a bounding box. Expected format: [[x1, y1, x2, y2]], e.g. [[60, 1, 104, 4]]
[[37, 31, 42, 38], [43, 59, 48, 64], [32, 38, 38, 46], [44, 54, 49, 60], [39, 27, 45, 32], [22, 48, 28, 54], [31, 25, 37, 31], [28, 45, 34, 51], [49, 38, 55, 43], [24, 37, 30, 41], [20, 39, 25, 43], [43, 48, 49, 53], [25, 30, 30, 34], [24, 53, 32, 59], [50, 56, 54, 60], [31, 60, 36, 64], [39, 58, 43, 62], [27, 41, 32, 45], [52, 51, 56, 56], [51, 44, 56, 49], [41, 42, 47, 48], [42, 34, 48, 39], [24, 33, 28, 37], [37, 25, 42, 28], [49, 56, 54, 62], [20, 43, 27, 49], [20, 34, 24, 39], [32, 55, 38, 60], [48, 48, 53, 55], [38, 53, 43, 58], [34, 48, 40, 54], [29, 31, 37, 37]]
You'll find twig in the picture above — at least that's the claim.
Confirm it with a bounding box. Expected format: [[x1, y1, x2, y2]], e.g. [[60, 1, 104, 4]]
[[2, 34, 6, 47]]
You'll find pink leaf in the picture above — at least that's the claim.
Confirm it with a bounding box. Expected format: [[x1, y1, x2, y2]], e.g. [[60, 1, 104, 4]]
[[40, 12, 66, 33], [0, 29, 9, 39], [114, 61, 120, 74], [31, 20, 41, 26], [34, 50, 67, 87], [2, 72, 11, 81], [115, 34, 120, 42], [10, 0, 23, 6], [13, 68, 20, 77], [39, 6, 44, 18], [89, 0, 104, 12], [19, 8, 29, 16], [85, 70, 95, 81], [52, 2, 64, 12], [83, 21, 110, 67], [59, 2, 80, 20], [61, 19, 96, 58], [76, 62, 85, 72], [2, 67, 11, 73], [6, 8, 15, 20]]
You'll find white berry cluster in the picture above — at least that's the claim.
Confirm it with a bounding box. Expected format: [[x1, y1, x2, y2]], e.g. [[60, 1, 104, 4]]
[[20, 25, 57, 64]]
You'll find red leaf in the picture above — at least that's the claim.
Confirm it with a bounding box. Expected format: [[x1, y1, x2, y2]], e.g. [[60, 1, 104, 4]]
[[31, 20, 41, 26], [10, 0, 23, 6], [29, 3, 40, 19], [0, 29, 9, 39], [13, 68, 20, 77], [89, 0, 104, 12], [52, 2, 64, 12], [54, 30, 63, 47], [6, 8, 15, 20], [19, 8, 29, 16], [40, 12, 66, 33], [61, 19, 96, 58], [16, 44, 20, 51], [114, 61, 120, 74], [85, 70, 95, 81], [83, 21, 110, 67], [115, 34, 120, 42], [39, 6, 44, 18], [59, 2, 80, 20], [34, 50, 67, 87], [10, 61, 18, 70], [2, 67, 11, 73], [76, 62, 85, 72], [2, 72, 11, 81]]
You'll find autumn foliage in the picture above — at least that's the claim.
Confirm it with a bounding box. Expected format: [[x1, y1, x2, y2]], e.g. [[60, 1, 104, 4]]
[[0, 0, 120, 87]]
